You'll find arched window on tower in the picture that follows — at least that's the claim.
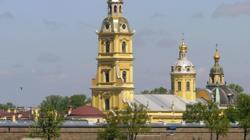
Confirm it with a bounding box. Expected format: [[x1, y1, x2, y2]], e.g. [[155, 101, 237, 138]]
[[186, 81, 190, 91], [104, 98, 110, 110], [122, 71, 127, 83], [122, 41, 126, 53], [104, 70, 110, 83], [178, 81, 182, 91], [114, 5, 117, 13], [119, 5, 122, 13], [105, 41, 110, 53]]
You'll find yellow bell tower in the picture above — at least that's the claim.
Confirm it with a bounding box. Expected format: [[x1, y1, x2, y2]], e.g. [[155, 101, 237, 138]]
[[171, 40, 196, 101], [91, 0, 134, 111]]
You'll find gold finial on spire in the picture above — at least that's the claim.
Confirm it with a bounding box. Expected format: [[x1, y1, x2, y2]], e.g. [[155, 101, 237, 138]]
[[179, 33, 188, 53], [214, 44, 220, 62]]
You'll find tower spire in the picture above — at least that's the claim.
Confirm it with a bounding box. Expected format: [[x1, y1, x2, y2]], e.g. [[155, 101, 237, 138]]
[[179, 34, 188, 59], [214, 44, 220, 63]]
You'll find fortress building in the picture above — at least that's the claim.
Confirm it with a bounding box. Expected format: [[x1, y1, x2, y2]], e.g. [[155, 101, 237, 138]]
[[90, 0, 239, 123]]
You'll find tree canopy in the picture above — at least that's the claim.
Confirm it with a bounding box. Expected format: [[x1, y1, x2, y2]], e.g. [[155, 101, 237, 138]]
[[30, 105, 63, 140], [141, 87, 167, 94], [226, 93, 250, 140], [228, 83, 244, 93], [183, 101, 230, 140], [40, 94, 90, 115], [98, 103, 150, 140], [0, 102, 15, 110]]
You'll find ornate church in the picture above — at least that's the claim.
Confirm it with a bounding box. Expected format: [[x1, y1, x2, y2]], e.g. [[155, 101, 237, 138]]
[[91, 0, 238, 123]]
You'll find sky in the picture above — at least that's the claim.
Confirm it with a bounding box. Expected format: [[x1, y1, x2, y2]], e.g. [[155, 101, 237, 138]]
[[0, 0, 250, 106]]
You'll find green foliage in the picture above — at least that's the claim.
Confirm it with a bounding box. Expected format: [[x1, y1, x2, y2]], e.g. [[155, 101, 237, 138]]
[[97, 112, 125, 140], [183, 101, 230, 140], [98, 103, 150, 140], [40, 94, 90, 115], [225, 94, 250, 140], [228, 83, 244, 93], [236, 94, 250, 140], [69, 94, 89, 109], [121, 103, 150, 140], [141, 87, 167, 94], [0, 102, 15, 110], [214, 115, 230, 140], [30, 106, 63, 140], [40, 95, 69, 115], [224, 106, 238, 123], [183, 102, 207, 123]]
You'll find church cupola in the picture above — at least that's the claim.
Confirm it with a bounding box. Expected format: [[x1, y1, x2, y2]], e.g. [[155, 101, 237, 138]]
[[171, 38, 196, 101], [208, 45, 225, 86], [99, 0, 132, 34]]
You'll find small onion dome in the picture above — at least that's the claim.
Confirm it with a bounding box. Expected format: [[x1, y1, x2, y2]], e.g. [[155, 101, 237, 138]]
[[179, 42, 188, 53]]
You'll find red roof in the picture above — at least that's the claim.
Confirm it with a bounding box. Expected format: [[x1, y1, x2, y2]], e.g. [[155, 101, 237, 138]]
[[69, 106, 104, 118]]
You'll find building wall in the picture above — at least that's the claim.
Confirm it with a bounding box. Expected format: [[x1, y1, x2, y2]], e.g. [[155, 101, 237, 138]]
[[91, 33, 134, 111], [171, 74, 196, 100], [0, 127, 248, 140]]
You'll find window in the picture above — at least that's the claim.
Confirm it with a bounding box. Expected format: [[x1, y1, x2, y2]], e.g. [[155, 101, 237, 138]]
[[104, 71, 110, 83], [105, 41, 110, 53], [114, 5, 117, 13], [119, 5, 122, 13], [105, 23, 110, 29], [186, 81, 190, 91], [178, 81, 182, 91], [122, 71, 127, 83], [122, 24, 126, 29], [105, 98, 110, 110], [122, 41, 126, 53]]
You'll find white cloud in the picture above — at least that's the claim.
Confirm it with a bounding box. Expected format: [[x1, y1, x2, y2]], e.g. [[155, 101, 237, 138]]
[[0, 11, 14, 20], [37, 52, 62, 63], [213, 1, 250, 17]]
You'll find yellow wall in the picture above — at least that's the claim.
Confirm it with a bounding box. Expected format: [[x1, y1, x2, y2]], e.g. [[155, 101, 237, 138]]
[[171, 74, 196, 100], [92, 33, 134, 111]]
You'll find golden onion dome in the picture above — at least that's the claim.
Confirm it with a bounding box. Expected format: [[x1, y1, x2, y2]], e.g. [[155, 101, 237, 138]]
[[179, 42, 188, 52], [214, 48, 220, 62]]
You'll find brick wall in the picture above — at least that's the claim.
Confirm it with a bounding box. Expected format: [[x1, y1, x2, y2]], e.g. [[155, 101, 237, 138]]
[[0, 127, 249, 140]]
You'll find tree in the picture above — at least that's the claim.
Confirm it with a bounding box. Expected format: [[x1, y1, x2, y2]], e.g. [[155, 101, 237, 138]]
[[235, 94, 250, 140], [183, 101, 230, 140], [204, 102, 230, 140], [30, 106, 63, 140], [98, 103, 150, 140], [40, 95, 69, 115], [183, 102, 207, 123], [228, 83, 244, 93], [0, 102, 15, 110], [214, 115, 230, 140], [141, 87, 168, 94], [141, 90, 150, 94], [97, 111, 125, 140], [69, 94, 89, 109], [121, 103, 150, 140]]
